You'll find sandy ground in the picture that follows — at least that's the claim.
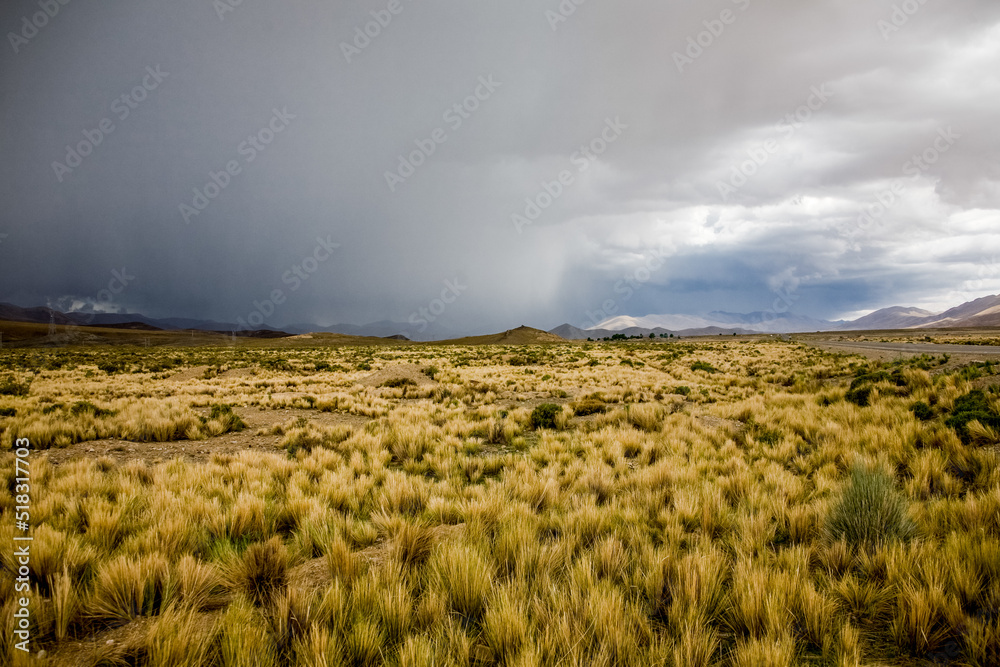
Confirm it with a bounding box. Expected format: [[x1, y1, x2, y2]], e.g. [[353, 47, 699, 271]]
[[40, 407, 371, 467]]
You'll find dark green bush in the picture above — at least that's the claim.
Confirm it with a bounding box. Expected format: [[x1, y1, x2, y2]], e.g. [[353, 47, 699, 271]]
[[380, 377, 417, 389], [825, 467, 914, 548], [71, 401, 116, 418], [0, 375, 31, 396], [845, 384, 874, 407], [0, 407, 15, 417], [910, 401, 934, 421], [945, 390, 1000, 442], [207, 404, 247, 432], [690, 361, 718, 373], [571, 398, 606, 416], [98, 361, 122, 374], [529, 404, 561, 430]]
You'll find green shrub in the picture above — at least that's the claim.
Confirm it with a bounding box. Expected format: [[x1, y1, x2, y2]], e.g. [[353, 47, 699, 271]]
[[825, 467, 914, 548], [0, 374, 31, 396], [845, 384, 874, 407], [691, 361, 718, 373], [380, 378, 416, 389], [98, 361, 123, 374], [571, 398, 606, 416], [672, 386, 692, 397], [207, 404, 247, 432], [529, 404, 561, 430], [0, 407, 15, 417], [945, 390, 1000, 442], [71, 401, 116, 418], [910, 401, 934, 421]]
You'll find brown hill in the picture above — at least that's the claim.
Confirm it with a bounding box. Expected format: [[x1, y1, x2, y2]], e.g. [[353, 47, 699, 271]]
[[436, 325, 566, 346]]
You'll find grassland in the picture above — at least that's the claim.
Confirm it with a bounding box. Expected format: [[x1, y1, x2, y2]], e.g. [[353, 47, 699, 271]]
[[1, 338, 999, 666]]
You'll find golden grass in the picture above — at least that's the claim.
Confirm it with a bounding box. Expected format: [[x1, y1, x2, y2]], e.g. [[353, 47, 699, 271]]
[[0, 340, 998, 665]]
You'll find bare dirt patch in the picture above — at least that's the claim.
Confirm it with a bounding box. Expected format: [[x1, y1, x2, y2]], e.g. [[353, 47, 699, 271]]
[[359, 363, 437, 388], [166, 365, 210, 381], [696, 415, 743, 432], [40, 407, 371, 467]]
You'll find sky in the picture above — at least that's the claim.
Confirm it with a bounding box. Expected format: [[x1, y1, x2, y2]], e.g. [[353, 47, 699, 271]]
[[2, 0, 999, 338]]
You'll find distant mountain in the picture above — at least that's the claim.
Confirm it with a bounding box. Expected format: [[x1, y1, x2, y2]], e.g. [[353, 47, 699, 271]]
[[838, 306, 935, 331], [0, 303, 279, 335], [284, 320, 411, 338], [551, 294, 1000, 339], [592, 311, 836, 335], [438, 325, 566, 345], [915, 294, 1000, 328], [0, 303, 77, 325], [549, 323, 756, 340]]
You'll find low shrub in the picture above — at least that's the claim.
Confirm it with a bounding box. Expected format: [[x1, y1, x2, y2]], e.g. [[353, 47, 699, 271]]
[[945, 390, 1000, 442], [910, 401, 934, 421], [529, 404, 561, 430], [825, 467, 914, 548]]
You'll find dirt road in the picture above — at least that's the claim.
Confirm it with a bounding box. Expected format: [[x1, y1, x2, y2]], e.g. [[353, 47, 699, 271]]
[[803, 339, 1000, 361]]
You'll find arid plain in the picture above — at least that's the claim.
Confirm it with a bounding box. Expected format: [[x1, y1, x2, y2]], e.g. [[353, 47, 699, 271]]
[[2, 328, 1000, 666]]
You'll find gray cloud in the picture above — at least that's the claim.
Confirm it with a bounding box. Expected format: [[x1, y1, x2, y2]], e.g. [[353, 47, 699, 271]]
[[2, 0, 999, 334]]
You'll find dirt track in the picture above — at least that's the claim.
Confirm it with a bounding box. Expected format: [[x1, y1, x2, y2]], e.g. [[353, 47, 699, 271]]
[[802, 339, 1000, 361]]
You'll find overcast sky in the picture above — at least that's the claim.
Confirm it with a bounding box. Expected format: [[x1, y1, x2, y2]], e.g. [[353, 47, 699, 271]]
[[2, 0, 999, 336]]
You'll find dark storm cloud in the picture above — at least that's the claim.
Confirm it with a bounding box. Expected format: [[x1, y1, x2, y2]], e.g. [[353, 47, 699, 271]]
[[1, 0, 999, 334]]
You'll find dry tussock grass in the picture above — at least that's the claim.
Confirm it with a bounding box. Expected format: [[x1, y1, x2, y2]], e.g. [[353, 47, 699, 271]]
[[0, 340, 998, 664]]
